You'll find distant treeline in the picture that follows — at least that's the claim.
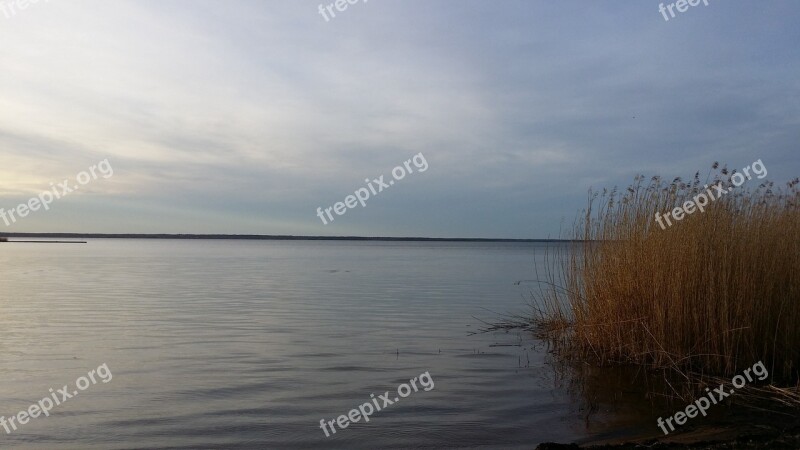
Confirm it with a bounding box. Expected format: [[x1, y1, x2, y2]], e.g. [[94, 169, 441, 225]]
[[0, 233, 583, 243]]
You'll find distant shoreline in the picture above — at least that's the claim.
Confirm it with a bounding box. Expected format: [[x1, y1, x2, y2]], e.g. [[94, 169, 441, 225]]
[[3, 240, 87, 244], [0, 233, 582, 243]]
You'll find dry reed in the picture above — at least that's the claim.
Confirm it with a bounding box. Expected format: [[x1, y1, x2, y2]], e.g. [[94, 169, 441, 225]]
[[535, 163, 800, 387]]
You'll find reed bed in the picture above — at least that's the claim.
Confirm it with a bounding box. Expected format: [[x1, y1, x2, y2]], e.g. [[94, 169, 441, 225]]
[[535, 163, 800, 388]]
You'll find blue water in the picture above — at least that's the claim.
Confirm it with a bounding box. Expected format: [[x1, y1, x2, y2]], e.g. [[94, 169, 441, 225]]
[[0, 239, 612, 449]]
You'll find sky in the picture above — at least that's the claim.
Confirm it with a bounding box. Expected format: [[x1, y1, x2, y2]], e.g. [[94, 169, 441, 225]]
[[0, 0, 798, 238]]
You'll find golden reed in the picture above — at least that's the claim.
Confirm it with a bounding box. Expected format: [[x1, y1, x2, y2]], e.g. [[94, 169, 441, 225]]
[[536, 162, 800, 383]]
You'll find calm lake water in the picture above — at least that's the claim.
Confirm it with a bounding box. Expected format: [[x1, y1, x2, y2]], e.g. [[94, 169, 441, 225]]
[[0, 240, 650, 449]]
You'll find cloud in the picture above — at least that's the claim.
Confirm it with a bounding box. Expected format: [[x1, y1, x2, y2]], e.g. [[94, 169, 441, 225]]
[[0, 0, 798, 237]]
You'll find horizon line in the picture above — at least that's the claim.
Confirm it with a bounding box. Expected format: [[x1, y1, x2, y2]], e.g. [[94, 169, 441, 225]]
[[0, 232, 582, 243]]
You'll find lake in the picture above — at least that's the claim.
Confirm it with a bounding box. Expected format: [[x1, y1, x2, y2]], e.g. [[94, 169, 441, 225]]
[[0, 240, 644, 449]]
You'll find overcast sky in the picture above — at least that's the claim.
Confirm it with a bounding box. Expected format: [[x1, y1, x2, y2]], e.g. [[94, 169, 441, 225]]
[[0, 0, 798, 238]]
